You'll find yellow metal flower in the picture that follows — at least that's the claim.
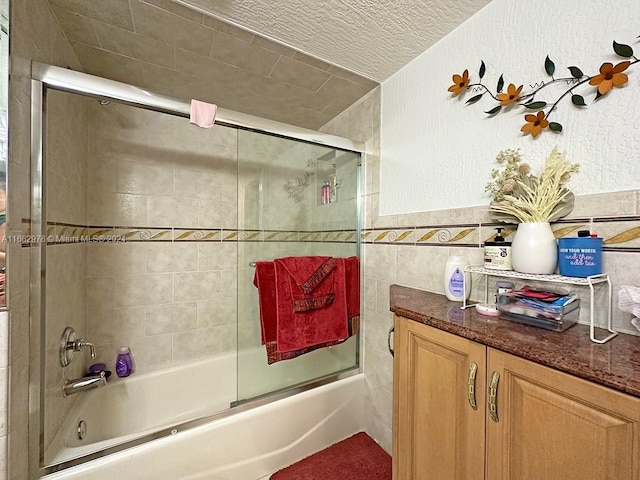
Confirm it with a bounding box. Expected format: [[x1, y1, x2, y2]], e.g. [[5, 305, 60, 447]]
[[497, 83, 523, 106], [520, 111, 549, 138], [447, 70, 469, 95], [588, 61, 630, 95]]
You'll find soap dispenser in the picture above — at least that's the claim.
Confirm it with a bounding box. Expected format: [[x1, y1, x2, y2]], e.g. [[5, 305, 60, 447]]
[[115, 346, 135, 378], [483, 227, 512, 270]]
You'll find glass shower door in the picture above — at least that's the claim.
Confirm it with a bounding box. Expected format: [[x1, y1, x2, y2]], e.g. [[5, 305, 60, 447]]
[[236, 129, 360, 402]]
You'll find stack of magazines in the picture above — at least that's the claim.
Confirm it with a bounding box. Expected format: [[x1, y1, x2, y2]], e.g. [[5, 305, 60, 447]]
[[496, 285, 580, 332]]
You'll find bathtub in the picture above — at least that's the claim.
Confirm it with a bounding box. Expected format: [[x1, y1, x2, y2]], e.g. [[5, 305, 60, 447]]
[[43, 342, 363, 479], [44, 352, 238, 466], [43, 373, 365, 480]]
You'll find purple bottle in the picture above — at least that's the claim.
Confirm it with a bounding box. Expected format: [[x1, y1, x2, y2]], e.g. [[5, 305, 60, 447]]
[[115, 346, 134, 378]]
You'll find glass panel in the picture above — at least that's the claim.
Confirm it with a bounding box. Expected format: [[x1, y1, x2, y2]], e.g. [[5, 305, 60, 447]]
[[237, 129, 360, 402], [36, 77, 361, 471], [41, 88, 239, 466]]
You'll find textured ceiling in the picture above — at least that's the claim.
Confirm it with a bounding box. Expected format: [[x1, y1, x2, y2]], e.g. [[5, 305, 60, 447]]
[[47, 0, 490, 130], [177, 0, 492, 82]]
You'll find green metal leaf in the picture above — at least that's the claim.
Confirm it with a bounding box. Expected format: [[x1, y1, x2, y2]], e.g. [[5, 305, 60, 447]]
[[549, 122, 563, 132], [595, 89, 604, 101], [524, 101, 547, 110], [479, 60, 486, 79], [571, 94, 587, 106], [613, 41, 634, 58], [496, 74, 504, 93], [485, 105, 502, 115], [465, 93, 483, 105], [545, 55, 555, 76], [568, 66, 584, 78]]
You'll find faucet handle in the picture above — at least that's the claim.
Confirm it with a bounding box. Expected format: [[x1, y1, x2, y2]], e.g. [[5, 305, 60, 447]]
[[75, 339, 96, 359], [60, 327, 97, 366]]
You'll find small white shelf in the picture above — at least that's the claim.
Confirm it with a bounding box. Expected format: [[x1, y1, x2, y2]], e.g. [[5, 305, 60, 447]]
[[462, 265, 617, 344]]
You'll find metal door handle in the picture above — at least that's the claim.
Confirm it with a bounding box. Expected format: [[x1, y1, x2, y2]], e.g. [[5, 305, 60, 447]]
[[387, 325, 394, 357], [467, 362, 478, 410], [488, 371, 500, 422]]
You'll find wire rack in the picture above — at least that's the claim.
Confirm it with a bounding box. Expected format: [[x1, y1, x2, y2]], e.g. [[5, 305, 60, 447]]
[[462, 265, 616, 344]]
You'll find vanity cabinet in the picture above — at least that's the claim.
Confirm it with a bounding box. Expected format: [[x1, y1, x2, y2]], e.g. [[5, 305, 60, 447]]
[[392, 314, 640, 480]]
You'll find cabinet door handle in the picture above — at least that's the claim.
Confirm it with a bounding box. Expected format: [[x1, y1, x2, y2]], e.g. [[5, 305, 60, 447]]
[[467, 362, 478, 410], [488, 371, 500, 422], [387, 325, 394, 357]]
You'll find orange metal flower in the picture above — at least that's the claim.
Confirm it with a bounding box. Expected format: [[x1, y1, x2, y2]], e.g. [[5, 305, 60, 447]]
[[520, 111, 549, 138], [497, 83, 523, 105], [448, 69, 470, 95], [588, 61, 630, 95]]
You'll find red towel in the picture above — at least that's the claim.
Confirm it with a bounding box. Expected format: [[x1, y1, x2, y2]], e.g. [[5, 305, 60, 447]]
[[253, 261, 277, 345], [253, 256, 360, 364], [275, 256, 347, 352]]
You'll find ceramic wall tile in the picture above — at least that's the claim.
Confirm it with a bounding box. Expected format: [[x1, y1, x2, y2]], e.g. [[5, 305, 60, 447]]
[[197, 297, 237, 328], [172, 328, 221, 362], [197, 242, 237, 271], [173, 271, 220, 302], [130, 1, 214, 57], [48, 0, 135, 31], [209, 30, 279, 77], [93, 20, 175, 69], [202, 15, 254, 42], [146, 196, 199, 228], [146, 242, 198, 273], [128, 334, 173, 372], [146, 302, 197, 335]]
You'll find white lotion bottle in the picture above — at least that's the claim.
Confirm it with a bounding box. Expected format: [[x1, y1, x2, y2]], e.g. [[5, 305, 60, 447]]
[[444, 255, 471, 301]]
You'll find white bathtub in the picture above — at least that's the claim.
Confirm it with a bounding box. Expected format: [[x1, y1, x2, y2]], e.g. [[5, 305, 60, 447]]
[[45, 353, 238, 466], [45, 340, 358, 467], [43, 373, 365, 480]]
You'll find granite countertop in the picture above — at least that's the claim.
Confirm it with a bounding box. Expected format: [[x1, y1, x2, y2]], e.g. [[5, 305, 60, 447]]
[[390, 284, 640, 398]]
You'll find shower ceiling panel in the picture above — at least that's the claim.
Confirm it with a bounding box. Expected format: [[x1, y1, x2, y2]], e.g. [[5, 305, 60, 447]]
[[46, 0, 489, 129]]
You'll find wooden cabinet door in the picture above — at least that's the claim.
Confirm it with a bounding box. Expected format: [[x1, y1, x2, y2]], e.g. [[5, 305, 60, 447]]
[[486, 348, 640, 480], [393, 316, 486, 480]]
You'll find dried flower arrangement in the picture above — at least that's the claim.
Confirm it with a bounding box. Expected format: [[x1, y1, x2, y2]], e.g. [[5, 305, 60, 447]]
[[448, 34, 639, 137], [485, 147, 580, 223]]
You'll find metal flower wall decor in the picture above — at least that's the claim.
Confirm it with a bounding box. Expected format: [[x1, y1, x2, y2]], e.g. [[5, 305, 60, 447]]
[[448, 34, 639, 137]]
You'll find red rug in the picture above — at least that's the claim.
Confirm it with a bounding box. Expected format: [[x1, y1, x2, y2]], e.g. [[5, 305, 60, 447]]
[[270, 432, 391, 480]]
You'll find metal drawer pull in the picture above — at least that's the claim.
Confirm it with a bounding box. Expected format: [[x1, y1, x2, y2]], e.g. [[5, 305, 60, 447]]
[[488, 371, 500, 422], [467, 362, 478, 410], [387, 325, 394, 357]]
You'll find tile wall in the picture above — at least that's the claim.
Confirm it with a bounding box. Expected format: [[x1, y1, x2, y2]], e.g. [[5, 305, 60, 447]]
[[8, 0, 85, 477]]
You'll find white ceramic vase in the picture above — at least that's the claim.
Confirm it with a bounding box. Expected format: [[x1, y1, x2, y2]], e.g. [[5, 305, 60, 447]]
[[510, 222, 558, 274]]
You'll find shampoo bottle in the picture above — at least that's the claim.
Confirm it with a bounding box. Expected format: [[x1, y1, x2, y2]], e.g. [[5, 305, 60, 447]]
[[444, 256, 471, 301], [321, 181, 330, 205], [115, 346, 135, 378]]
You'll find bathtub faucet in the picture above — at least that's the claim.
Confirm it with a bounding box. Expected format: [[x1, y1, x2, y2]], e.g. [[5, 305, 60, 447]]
[[63, 371, 107, 397]]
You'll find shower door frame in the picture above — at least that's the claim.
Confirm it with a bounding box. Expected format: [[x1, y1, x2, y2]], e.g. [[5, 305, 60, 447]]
[[29, 63, 364, 477]]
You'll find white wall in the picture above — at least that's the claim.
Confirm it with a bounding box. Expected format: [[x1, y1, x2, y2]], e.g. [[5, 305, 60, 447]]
[[381, 0, 640, 215]]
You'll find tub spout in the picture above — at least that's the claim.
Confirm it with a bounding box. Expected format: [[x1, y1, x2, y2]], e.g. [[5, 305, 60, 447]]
[[63, 371, 107, 397]]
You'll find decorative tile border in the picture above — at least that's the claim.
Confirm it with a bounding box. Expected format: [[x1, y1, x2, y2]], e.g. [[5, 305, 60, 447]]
[[363, 216, 640, 252], [22, 222, 359, 246], [363, 225, 480, 246], [22, 216, 640, 252], [173, 229, 222, 241]]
